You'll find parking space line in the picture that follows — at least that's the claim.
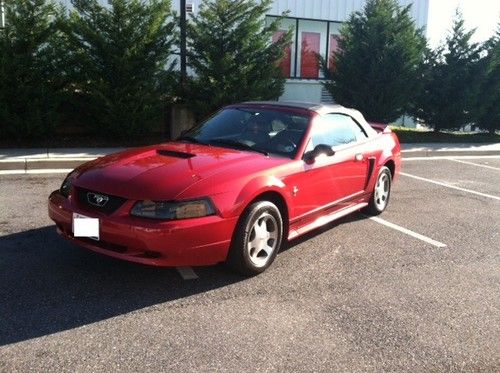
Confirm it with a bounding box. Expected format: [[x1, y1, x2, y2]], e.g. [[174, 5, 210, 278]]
[[176, 266, 199, 280], [447, 158, 500, 171], [0, 169, 73, 175], [368, 216, 447, 248], [0, 170, 26, 175], [400, 172, 500, 201]]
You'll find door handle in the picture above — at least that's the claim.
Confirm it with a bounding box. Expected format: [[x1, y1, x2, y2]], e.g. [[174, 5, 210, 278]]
[[355, 153, 364, 162]]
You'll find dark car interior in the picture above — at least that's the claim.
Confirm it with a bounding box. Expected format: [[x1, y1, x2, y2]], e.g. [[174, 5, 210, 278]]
[[180, 107, 311, 158]]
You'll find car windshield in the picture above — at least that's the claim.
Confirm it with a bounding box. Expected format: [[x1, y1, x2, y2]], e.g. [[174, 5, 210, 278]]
[[178, 107, 311, 158]]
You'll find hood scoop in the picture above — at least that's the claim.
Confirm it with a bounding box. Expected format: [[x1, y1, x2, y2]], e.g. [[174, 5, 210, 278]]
[[156, 149, 195, 159]]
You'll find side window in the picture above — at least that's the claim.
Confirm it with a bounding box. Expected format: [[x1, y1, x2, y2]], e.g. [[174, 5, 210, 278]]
[[311, 114, 367, 148]]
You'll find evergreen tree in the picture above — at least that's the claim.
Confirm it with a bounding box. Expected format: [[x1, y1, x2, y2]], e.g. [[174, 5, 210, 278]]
[[66, 0, 176, 138], [185, 0, 292, 119], [320, 0, 426, 123], [413, 12, 481, 131], [474, 25, 499, 135], [0, 0, 66, 143]]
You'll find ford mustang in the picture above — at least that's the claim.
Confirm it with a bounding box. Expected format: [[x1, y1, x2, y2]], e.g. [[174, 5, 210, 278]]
[[48, 101, 401, 275]]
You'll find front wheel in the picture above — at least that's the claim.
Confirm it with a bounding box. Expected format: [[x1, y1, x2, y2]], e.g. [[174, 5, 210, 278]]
[[364, 166, 392, 215], [227, 201, 283, 276]]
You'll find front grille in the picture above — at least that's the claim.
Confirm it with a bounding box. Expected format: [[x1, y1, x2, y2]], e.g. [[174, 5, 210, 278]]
[[76, 187, 127, 215], [76, 237, 162, 258], [78, 237, 127, 253]]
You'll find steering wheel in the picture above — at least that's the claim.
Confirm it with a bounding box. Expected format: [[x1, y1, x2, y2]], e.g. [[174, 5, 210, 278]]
[[275, 138, 297, 153]]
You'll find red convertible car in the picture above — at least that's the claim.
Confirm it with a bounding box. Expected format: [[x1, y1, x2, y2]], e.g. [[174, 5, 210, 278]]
[[49, 102, 401, 275]]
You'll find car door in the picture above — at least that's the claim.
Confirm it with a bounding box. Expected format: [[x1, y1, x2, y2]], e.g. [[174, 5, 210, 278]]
[[283, 145, 337, 221], [307, 113, 370, 205], [282, 113, 371, 233]]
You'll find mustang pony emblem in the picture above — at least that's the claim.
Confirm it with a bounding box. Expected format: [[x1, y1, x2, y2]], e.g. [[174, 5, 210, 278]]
[[87, 192, 109, 207]]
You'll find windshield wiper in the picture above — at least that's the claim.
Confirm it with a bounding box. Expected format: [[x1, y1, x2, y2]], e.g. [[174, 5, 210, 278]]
[[210, 138, 269, 156], [177, 136, 209, 145]]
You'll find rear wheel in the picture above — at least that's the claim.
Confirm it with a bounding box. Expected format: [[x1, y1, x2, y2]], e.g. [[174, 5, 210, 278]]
[[227, 201, 283, 276], [364, 166, 391, 215]]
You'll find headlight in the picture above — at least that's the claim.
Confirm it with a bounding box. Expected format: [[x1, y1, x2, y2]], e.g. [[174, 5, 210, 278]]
[[131, 198, 216, 220], [60, 170, 78, 198]]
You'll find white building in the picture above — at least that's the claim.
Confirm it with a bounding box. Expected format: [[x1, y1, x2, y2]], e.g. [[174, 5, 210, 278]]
[[39, 0, 429, 105], [168, 0, 430, 104]]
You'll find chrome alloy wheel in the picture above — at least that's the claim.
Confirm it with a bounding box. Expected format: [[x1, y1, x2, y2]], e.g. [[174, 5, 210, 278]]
[[246, 212, 279, 268], [374, 172, 390, 210]]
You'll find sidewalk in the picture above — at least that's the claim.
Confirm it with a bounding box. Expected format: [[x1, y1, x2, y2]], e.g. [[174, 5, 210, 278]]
[[0, 143, 499, 172], [401, 142, 500, 158]]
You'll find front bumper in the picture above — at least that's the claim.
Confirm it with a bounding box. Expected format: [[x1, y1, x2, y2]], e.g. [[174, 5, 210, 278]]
[[48, 191, 237, 267]]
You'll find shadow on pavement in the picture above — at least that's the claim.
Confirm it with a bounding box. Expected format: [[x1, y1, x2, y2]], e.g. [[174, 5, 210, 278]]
[[0, 212, 370, 346], [0, 226, 243, 346]]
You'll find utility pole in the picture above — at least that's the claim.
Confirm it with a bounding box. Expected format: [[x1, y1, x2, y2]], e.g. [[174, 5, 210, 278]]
[[180, 0, 187, 88]]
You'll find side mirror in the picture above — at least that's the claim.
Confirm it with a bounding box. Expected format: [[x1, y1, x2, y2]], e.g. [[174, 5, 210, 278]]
[[304, 144, 335, 164]]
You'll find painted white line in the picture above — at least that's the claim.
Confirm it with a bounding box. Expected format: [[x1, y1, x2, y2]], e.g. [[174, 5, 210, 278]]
[[176, 266, 199, 280], [27, 168, 74, 174], [447, 158, 500, 171], [369, 216, 447, 248], [403, 155, 500, 161], [0, 170, 25, 175], [0, 169, 73, 175], [400, 172, 500, 201]]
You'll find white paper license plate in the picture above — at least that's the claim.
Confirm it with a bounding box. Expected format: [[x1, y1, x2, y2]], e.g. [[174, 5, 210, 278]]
[[73, 213, 99, 241]]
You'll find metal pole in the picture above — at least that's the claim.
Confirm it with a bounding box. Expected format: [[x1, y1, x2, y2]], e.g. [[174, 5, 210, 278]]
[[0, 0, 5, 29], [180, 0, 187, 87]]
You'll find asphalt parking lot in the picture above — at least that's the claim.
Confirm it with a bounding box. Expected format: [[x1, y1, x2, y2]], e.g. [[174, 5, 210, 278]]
[[0, 156, 499, 372]]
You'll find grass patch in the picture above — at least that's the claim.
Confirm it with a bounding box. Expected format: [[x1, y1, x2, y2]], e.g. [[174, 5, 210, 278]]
[[391, 127, 500, 144]]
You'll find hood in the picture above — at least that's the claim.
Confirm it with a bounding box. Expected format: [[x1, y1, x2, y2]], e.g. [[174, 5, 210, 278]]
[[73, 142, 286, 200]]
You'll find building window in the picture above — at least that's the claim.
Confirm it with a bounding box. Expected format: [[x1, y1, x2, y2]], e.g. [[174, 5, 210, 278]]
[[267, 16, 296, 77], [297, 19, 327, 79], [267, 16, 342, 80], [273, 30, 292, 78], [328, 34, 340, 69], [300, 32, 320, 78], [185, 3, 195, 13]]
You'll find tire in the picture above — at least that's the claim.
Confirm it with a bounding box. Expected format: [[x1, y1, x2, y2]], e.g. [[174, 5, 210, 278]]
[[227, 201, 283, 276], [364, 166, 392, 215]]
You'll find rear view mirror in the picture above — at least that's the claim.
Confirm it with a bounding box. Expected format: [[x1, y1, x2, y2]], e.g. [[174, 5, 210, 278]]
[[304, 144, 335, 164]]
